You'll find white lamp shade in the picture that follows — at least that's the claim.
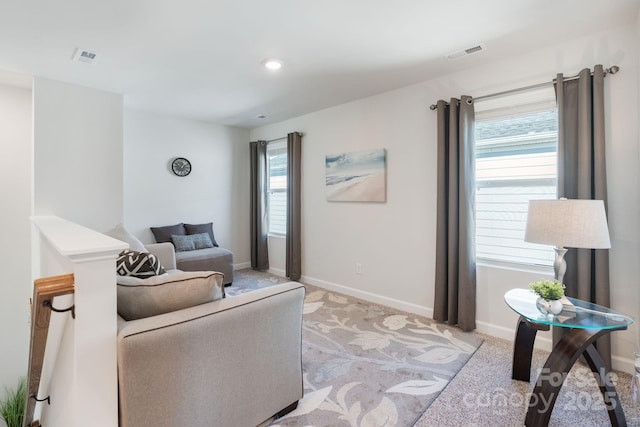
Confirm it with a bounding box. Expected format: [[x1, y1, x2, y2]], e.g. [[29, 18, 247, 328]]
[[524, 199, 611, 249]]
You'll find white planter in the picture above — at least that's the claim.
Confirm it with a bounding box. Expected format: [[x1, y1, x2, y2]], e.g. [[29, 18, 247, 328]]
[[536, 297, 563, 316]]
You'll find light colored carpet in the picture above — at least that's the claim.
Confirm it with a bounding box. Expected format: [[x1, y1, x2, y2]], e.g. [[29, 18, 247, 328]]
[[415, 333, 636, 427], [232, 270, 637, 426]]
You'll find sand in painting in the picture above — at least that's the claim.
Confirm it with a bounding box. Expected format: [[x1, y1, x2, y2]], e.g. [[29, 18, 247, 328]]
[[326, 172, 385, 202]]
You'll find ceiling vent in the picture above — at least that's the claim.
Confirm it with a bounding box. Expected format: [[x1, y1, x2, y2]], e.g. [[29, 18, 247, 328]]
[[72, 48, 98, 65], [445, 43, 486, 60]]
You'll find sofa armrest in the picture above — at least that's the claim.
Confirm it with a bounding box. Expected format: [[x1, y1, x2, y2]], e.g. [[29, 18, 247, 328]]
[[144, 242, 177, 270], [117, 282, 305, 427]]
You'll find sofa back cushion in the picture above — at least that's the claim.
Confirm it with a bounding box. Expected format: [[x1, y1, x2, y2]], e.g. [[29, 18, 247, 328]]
[[151, 223, 186, 243], [184, 222, 219, 247], [117, 271, 225, 321]]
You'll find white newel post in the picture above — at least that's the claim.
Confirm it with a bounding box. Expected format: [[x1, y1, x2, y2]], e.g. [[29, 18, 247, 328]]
[[31, 216, 127, 427]]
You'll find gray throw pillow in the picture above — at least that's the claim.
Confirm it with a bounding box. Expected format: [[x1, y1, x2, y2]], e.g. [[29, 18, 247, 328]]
[[150, 223, 186, 243], [171, 233, 214, 251], [184, 222, 219, 247], [117, 271, 225, 321]]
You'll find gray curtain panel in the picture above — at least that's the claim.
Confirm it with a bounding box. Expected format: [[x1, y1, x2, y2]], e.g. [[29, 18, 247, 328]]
[[286, 132, 302, 281], [250, 141, 269, 270], [433, 96, 477, 332], [555, 65, 611, 369]]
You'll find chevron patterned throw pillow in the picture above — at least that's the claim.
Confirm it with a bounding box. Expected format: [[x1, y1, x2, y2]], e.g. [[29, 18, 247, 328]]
[[117, 250, 166, 278]]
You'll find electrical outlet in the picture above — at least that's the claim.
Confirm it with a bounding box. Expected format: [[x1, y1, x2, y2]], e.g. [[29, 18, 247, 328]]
[[355, 263, 363, 275]]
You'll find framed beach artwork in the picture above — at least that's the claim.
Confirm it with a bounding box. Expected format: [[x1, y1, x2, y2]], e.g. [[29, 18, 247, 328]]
[[325, 148, 387, 202]]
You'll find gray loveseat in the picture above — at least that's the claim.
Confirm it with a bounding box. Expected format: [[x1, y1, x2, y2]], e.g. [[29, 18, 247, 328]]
[[150, 222, 234, 285], [117, 279, 305, 426]]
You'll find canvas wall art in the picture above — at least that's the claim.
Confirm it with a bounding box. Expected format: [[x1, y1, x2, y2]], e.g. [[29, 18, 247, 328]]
[[325, 148, 387, 202]]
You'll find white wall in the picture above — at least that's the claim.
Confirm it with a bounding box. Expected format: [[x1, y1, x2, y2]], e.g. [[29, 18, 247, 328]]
[[33, 78, 123, 231], [0, 83, 32, 398], [251, 24, 640, 371], [123, 109, 251, 265]]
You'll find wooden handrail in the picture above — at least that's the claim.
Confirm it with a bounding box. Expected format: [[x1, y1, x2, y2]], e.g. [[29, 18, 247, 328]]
[[23, 274, 75, 427]]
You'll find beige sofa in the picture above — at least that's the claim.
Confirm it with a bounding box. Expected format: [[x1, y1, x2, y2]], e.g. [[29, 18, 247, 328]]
[[145, 242, 183, 274], [117, 279, 305, 427]]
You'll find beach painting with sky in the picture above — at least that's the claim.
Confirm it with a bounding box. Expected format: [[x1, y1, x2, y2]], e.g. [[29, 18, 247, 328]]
[[325, 148, 387, 202]]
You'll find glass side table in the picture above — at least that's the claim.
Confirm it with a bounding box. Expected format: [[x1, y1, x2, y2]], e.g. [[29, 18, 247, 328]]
[[504, 288, 634, 427]]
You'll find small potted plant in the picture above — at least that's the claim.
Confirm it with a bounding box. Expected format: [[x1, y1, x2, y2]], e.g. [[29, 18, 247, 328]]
[[0, 378, 26, 427], [530, 279, 565, 315]]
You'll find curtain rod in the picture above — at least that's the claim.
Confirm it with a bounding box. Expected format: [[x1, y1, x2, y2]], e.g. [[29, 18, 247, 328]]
[[429, 65, 619, 110], [250, 133, 304, 144], [248, 136, 286, 144], [265, 136, 287, 143]]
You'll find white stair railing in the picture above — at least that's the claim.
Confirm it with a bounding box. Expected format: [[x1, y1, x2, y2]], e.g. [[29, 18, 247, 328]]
[[30, 216, 127, 427]]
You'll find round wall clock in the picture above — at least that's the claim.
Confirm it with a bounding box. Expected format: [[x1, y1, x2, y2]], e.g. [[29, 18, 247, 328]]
[[171, 157, 192, 177]]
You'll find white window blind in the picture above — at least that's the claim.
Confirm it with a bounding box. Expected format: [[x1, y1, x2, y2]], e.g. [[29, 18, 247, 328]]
[[475, 87, 558, 266], [267, 141, 287, 235]]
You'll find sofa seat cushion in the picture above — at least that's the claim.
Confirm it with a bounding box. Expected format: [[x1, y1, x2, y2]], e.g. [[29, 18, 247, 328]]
[[175, 247, 232, 262], [175, 247, 234, 285], [117, 271, 225, 321]]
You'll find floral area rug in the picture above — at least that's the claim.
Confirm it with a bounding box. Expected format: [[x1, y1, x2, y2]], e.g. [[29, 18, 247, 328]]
[[225, 268, 291, 297], [269, 285, 484, 427]]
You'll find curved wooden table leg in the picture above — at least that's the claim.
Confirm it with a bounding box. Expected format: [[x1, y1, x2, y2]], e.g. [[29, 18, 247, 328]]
[[582, 344, 626, 426], [525, 327, 626, 427], [513, 315, 550, 382]]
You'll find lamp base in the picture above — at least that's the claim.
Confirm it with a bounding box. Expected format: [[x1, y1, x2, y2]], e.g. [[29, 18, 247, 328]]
[[553, 246, 567, 284]]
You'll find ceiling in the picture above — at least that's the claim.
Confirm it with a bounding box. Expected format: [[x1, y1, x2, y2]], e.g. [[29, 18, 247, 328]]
[[0, 0, 637, 128]]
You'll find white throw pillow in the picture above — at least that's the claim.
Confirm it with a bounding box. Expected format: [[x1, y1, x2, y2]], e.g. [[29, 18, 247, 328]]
[[104, 223, 147, 253]]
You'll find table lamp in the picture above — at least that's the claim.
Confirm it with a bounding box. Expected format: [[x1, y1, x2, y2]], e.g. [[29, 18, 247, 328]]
[[524, 198, 611, 284]]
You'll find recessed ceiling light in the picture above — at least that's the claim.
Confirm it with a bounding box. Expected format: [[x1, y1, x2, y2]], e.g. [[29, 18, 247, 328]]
[[263, 59, 283, 70]]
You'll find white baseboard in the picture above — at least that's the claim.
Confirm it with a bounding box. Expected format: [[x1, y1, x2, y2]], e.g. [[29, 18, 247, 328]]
[[612, 354, 635, 374], [475, 320, 553, 352], [299, 274, 433, 318], [474, 321, 517, 342], [475, 321, 634, 373], [262, 269, 636, 374], [268, 267, 286, 277], [233, 261, 251, 270]]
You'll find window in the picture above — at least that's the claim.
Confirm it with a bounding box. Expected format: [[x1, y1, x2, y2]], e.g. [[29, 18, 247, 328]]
[[267, 141, 287, 235], [475, 88, 558, 266]]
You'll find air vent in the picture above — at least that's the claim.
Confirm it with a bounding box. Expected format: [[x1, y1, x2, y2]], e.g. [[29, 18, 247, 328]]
[[445, 43, 486, 60], [72, 48, 98, 65]]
